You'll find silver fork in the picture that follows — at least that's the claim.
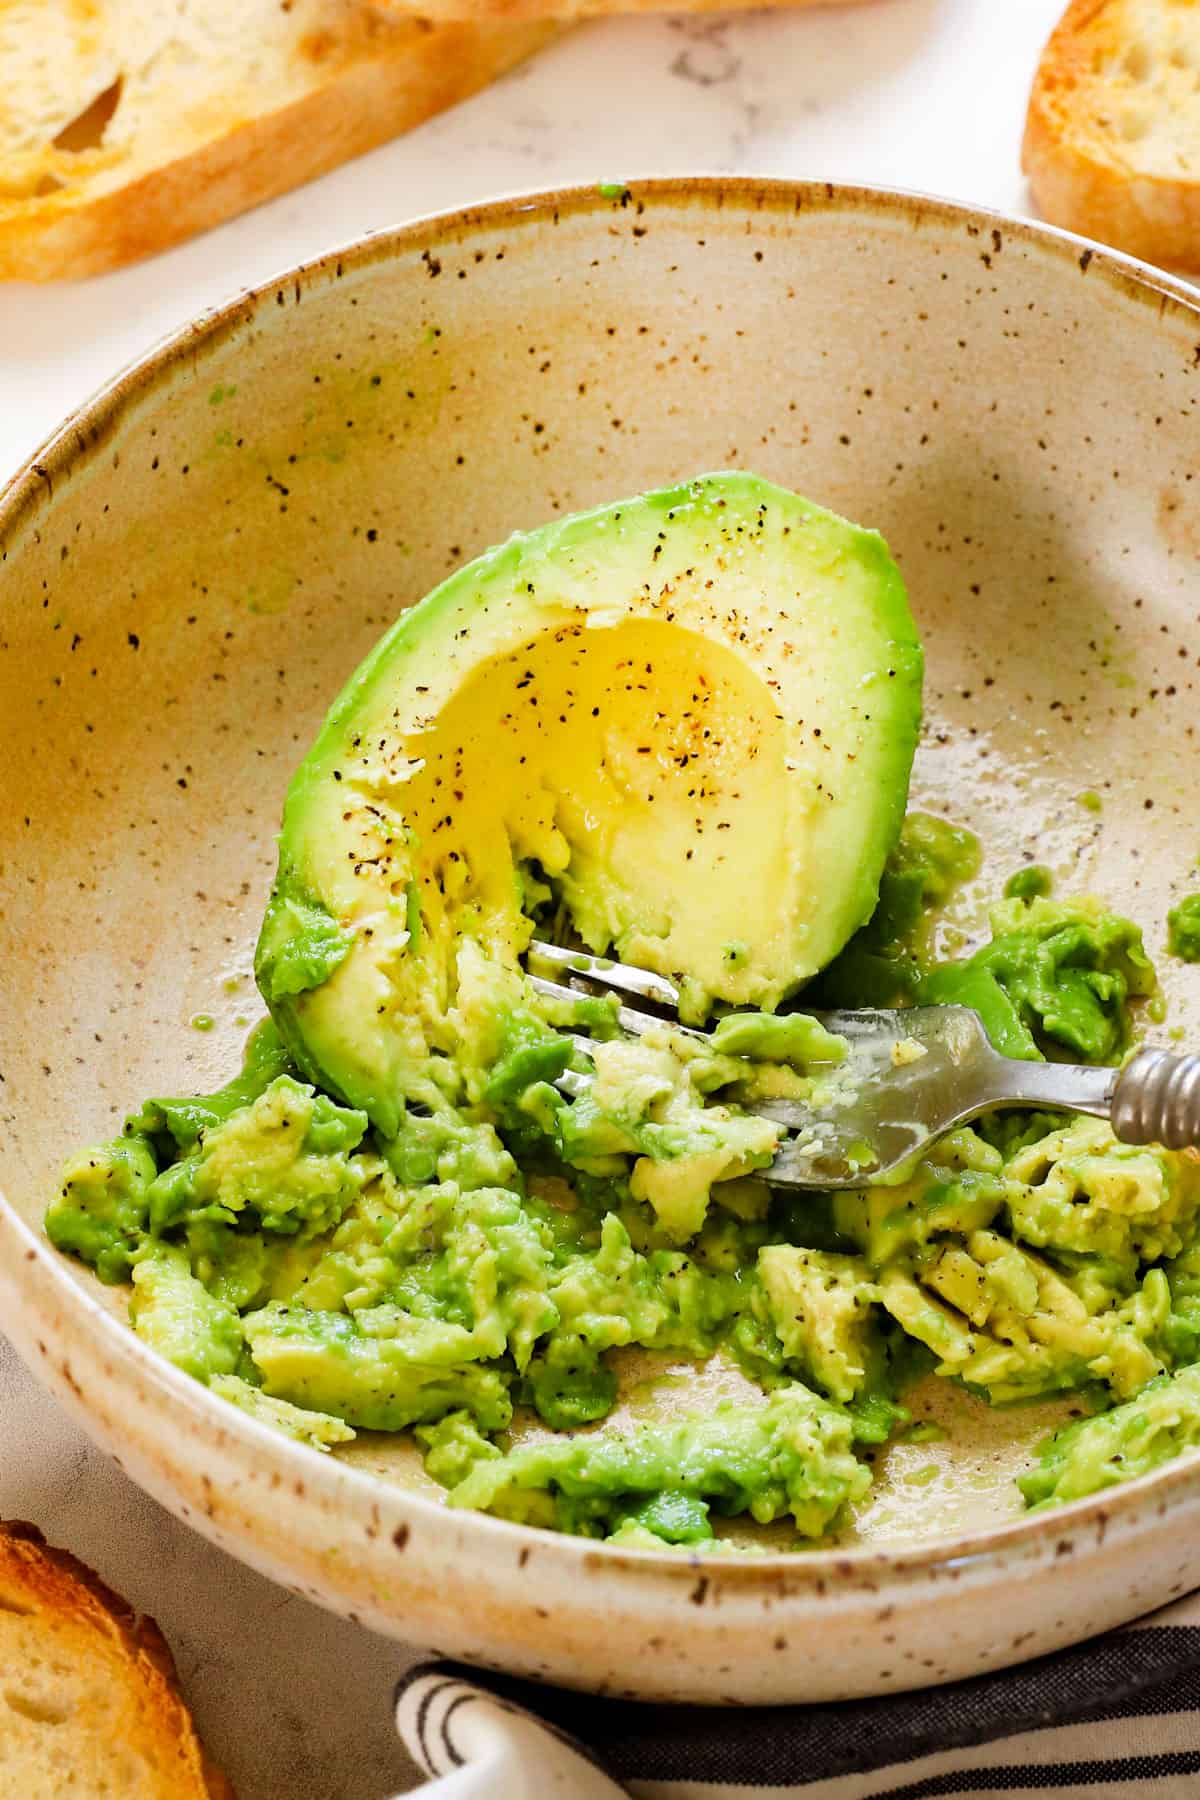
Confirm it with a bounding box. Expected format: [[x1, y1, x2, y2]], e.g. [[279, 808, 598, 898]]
[[525, 940, 1200, 1189]]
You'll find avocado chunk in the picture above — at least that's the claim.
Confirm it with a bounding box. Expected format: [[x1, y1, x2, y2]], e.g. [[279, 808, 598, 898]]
[[256, 472, 921, 1134], [441, 1382, 871, 1540], [1019, 1362, 1200, 1508], [757, 1246, 881, 1403], [46, 1134, 158, 1284], [1167, 894, 1200, 962], [878, 1232, 1165, 1404], [129, 1246, 244, 1383], [920, 895, 1155, 1063], [144, 1074, 369, 1240], [241, 1302, 513, 1432], [208, 1374, 357, 1452], [559, 1033, 780, 1242], [1004, 1117, 1200, 1267]]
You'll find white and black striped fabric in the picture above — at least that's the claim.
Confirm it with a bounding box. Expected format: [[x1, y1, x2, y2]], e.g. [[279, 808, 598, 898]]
[[394, 1593, 1200, 1798]]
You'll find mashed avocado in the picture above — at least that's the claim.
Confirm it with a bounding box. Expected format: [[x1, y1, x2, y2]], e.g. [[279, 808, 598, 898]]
[[1168, 894, 1200, 963], [46, 817, 1195, 1544], [43, 473, 1200, 1546], [430, 1384, 873, 1540], [1019, 1363, 1200, 1508]]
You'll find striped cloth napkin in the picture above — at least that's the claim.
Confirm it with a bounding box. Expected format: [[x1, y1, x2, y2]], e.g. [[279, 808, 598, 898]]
[[394, 1593, 1200, 1798]]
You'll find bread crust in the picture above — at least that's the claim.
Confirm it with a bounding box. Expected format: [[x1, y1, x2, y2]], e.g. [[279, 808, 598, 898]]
[[0, 9, 557, 280], [0, 1520, 232, 1797], [1023, 0, 1200, 271]]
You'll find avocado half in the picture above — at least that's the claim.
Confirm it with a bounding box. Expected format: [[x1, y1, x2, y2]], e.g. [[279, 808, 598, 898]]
[[256, 472, 923, 1135]]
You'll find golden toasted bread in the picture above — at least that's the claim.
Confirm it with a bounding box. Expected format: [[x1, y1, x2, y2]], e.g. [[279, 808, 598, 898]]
[[1024, 0, 1200, 270], [378, 0, 870, 21], [0, 1520, 231, 1797], [0, 0, 556, 280]]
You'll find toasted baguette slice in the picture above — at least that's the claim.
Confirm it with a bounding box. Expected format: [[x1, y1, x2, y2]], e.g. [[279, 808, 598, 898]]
[[0, 1520, 231, 1797], [1024, 0, 1200, 270], [0, 1, 556, 281], [379, 0, 870, 20]]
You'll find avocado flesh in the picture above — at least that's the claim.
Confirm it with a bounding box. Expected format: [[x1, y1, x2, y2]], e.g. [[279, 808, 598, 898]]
[[48, 795, 1200, 1536], [256, 472, 922, 1134]]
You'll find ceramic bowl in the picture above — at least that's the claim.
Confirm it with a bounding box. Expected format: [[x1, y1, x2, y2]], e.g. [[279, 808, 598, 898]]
[[3, 180, 1200, 1705]]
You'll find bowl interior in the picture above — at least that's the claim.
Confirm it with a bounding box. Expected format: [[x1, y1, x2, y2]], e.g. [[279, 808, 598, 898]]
[[3, 182, 1200, 1552]]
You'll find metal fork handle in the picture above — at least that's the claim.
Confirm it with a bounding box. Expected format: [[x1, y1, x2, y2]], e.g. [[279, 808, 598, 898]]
[[1111, 1048, 1200, 1149], [979, 1048, 1200, 1150], [978, 1057, 1117, 1122]]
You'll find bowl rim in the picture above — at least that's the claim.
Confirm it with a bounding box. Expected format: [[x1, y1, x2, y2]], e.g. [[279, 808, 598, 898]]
[[4, 174, 1200, 1591]]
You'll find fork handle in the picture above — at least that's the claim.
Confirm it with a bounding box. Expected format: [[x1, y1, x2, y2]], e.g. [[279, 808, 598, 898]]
[[987, 1058, 1117, 1121], [1111, 1048, 1200, 1150], [992, 1049, 1200, 1150]]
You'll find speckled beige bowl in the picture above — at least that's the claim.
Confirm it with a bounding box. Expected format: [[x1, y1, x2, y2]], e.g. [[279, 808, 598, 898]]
[[4, 181, 1200, 1704]]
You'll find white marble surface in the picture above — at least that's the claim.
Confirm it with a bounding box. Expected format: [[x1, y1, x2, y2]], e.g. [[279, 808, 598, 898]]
[[0, 2, 1072, 1794]]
